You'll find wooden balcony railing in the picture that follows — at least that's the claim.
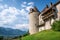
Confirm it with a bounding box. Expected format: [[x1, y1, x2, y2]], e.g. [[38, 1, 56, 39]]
[[42, 13, 54, 20]]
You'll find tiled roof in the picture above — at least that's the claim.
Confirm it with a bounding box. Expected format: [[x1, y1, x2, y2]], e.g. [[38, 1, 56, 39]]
[[41, 1, 60, 15]]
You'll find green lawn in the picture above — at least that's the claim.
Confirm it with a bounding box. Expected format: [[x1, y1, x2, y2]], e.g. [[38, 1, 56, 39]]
[[22, 30, 60, 40]]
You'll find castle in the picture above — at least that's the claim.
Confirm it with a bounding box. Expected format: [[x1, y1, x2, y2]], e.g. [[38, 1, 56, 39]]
[[29, 1, 60, 35]]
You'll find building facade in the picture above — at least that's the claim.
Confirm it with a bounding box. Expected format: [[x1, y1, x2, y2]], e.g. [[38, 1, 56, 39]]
[[29, 1, 60, 35]]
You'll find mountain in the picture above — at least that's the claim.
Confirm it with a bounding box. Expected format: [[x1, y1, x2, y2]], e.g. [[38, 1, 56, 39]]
[[0, 27, 26, 38]]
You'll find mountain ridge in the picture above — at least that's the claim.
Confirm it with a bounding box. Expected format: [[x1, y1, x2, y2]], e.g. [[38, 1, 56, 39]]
[[0, 27, 26, 38]]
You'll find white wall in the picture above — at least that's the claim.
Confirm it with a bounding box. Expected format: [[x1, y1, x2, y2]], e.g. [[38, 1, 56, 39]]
[[39, 26, 45, 31], [45, 20, 51, 30], [39, 14, 44, 25], [56, 4, 60, 20]]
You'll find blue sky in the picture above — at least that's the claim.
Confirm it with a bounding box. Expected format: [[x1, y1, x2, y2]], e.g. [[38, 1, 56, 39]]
[[0, 0, 58, 31]]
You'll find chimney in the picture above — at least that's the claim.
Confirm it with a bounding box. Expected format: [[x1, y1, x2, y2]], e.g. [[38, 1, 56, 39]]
[[50, 2, 53, 7], [46, 5, 49, 8]]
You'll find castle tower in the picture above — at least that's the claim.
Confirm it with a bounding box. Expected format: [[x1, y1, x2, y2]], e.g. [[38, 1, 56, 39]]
[[29, 7, 40, 34]]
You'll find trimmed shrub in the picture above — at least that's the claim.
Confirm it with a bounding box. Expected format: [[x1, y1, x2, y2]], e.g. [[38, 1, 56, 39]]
[[51, 20, 60, 31]]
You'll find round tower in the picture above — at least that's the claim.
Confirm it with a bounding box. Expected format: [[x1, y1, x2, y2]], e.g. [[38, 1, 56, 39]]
[[29, 7, 40, 34]]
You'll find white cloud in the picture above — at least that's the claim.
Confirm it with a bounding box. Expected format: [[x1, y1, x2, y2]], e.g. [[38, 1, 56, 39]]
[[26, 5, 33, 11], [12, 24, 28, 31], [21, 2, 27, 7], [0, 4, 29, 29], [20, 9, 27, 14], [21, 2, 34, 11], [0, 4, 8, 10], [4, 4, 8, 8], [21, 4, 26, 7], [0, 2, 34, 31], [0, 8, 17, 26], [23, 2, 27, 4], [28, 2, 34, 5], [0, 7, 17, 26]]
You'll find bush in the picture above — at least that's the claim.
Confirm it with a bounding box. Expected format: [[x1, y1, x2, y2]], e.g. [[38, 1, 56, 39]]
[[0, 36, 3, 40], [51, 20, 60, 31]]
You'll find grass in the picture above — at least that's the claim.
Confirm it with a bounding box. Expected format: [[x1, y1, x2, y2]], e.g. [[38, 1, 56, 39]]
[[22, 30, 60, 40]]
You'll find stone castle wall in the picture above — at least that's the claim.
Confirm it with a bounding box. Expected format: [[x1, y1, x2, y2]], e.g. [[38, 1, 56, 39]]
[[29, 12, 39, 34], [39, 3, 60, 32], [29, 3, 60, 35]]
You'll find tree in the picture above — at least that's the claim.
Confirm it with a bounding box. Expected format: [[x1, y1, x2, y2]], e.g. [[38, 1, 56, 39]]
[[51, 20, 60, 31]]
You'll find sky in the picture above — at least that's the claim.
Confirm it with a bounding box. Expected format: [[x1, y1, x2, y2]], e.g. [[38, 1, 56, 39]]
[[0, 0, 58, 31]]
